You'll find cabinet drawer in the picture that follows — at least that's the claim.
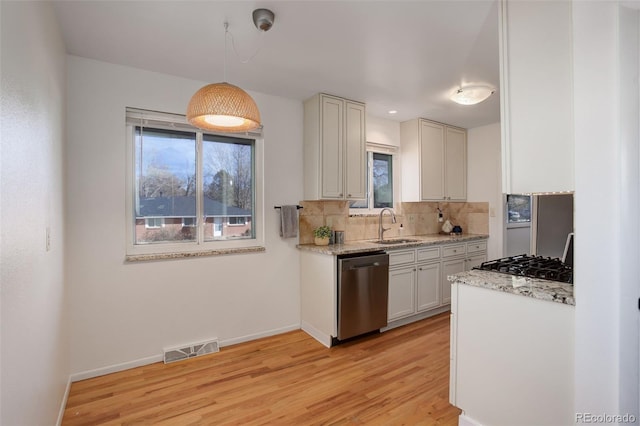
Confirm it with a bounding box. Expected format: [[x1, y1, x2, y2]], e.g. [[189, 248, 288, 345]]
[[442, 244, 466, 258], [417, 247, 440, 262], [467, 241, 487, 254], [388, 249, 416, 266]]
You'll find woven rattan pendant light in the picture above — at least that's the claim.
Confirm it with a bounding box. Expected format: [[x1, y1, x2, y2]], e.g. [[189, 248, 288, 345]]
[[187, 21, 263, 133], [187, 82, 260, 132]]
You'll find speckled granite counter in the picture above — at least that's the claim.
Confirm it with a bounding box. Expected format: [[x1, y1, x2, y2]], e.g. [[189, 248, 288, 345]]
[[297, 234, 488, 256], [448, 269, 575, 306]]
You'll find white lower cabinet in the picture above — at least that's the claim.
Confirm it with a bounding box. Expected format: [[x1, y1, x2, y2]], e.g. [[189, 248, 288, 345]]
[[388, 266, 416, 321], [441, 258, 465, 305], [417, 262, 441, 312], [388, 260, 441, 322], [387, 239, 487, 326], [465, 254, 486, 270]]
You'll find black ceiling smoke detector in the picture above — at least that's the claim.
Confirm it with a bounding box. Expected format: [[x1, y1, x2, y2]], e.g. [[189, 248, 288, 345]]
[[252, 9, 275, 32]]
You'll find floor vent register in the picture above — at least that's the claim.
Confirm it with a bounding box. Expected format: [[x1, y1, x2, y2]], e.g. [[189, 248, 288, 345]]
[[163, 338, 220, 364]]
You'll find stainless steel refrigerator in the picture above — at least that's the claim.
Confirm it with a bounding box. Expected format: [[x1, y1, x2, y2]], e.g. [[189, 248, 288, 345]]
[[505, 193, 573, 259], [531, 193, 573, 258]]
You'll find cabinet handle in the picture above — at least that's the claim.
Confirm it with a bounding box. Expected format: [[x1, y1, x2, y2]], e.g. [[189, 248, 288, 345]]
[[348, 194, 352, 197], [339, 193, 343, 197]]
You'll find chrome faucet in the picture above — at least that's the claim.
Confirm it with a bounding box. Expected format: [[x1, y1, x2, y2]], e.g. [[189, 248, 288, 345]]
[[378, 208, 397, 242]]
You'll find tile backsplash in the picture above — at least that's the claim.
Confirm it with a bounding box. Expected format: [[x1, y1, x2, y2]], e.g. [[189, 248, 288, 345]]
[[298, 200, 489, 244]]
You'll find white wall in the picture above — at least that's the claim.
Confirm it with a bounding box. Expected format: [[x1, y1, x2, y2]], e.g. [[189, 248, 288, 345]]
[[0, 2, 69, 425], [367, 115, 401, 147], [66, 56, 303, 376], [467, 122, 503, 260], [617, 5, 640, 418], [573, 1, 639, 418]]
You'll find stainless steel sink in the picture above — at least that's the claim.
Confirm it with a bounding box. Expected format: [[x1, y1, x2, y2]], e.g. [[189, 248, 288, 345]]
[[374, 238, 420, 245]]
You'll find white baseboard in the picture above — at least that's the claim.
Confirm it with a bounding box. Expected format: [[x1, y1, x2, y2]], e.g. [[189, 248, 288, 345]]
[[56, 376, 72, 426], [300, 320, 332, 347], [381, 305, 450, 332], [218, 323, 300, 348], [459, 413, 483, 426], [69, 324, 301, 382], [70, 354, 163, 382]]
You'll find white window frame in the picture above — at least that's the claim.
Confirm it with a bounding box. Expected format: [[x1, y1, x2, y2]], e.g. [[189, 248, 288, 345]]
[[349, 142, 399, 214], [125, 108, 264, 258]]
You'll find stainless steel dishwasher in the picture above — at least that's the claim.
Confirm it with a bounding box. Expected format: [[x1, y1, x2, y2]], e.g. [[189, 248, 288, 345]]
[[337, 252, 389, 341]]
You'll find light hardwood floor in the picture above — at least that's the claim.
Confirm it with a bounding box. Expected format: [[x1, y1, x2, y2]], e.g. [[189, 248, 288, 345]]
[[62, 313, 460, 425]]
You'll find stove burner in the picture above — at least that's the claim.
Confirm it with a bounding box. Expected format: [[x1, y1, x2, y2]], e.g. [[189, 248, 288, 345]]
[[474, 254, 573, 284]]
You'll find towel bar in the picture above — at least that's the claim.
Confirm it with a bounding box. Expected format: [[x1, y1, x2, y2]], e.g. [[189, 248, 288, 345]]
[[274, 205, 303, 209]]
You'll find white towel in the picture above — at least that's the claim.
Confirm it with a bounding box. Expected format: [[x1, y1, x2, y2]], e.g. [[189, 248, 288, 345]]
[[279, 205, 299, 238]]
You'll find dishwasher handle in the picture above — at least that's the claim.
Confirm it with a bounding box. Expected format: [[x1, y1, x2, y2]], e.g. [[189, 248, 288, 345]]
[[339, 253, 389, 272], [349, 262, 380, 269]]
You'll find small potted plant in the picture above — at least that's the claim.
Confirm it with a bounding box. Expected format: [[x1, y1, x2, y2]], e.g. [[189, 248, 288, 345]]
[[313, 225, 332, 246]]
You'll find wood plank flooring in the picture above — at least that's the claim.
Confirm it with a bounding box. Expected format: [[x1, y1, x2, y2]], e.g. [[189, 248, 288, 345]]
[[62, 313, 460, 425]]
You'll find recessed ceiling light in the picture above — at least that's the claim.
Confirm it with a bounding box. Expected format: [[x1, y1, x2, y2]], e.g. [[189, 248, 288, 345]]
[[388, 110, 397, 115], [450, 85, 495, 105]]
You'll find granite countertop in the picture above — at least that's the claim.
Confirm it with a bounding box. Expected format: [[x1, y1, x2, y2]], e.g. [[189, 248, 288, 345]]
[[448, 269, 575, 306], [297, 234, 488, 256]]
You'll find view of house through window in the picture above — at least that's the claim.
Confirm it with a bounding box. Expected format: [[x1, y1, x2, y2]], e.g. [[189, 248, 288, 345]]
[[351, 151, 393, 209], [133, 122, 255, 246], [202, 135, 254, 241], [506, 194, 532, 223]]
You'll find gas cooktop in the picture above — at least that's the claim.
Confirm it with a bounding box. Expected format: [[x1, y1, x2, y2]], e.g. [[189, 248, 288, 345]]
[[474, 254, 573, 284]]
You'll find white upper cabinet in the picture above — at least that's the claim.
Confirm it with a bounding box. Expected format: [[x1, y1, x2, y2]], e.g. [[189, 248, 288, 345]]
[[344, 101, 366, 199], [445, 127, 467, 201], [401, 118, 467, 201], [304, 94, 366, 200], [499, 0, 574, 193]]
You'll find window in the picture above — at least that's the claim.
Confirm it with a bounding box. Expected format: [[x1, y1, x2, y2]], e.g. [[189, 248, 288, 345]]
[[182, 217, 196, 227], [145, 218, 164, 229], [126, 108, 263, 257], [507, 194, 532, 224], [351, 150, 395, 210], [227, 217, 246, 226]]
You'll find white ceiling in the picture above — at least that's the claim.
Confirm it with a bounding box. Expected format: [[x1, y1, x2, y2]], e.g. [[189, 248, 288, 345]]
[[52, 0, 500, 129]]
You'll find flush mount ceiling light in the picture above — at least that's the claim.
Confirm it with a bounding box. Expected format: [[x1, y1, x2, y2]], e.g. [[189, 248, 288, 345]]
[[450, 85, 495, 106], [187, 10, 275, 133]]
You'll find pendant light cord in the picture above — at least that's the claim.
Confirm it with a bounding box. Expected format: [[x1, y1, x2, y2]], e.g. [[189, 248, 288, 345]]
[[226, 25, 265, 65], [223, 22, 228, 82]]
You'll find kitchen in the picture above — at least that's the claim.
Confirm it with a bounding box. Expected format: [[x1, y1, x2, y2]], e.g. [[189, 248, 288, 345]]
[[1, 1, 639, 425]]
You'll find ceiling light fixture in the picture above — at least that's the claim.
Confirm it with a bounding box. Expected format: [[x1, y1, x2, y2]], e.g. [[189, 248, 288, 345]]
[[450, 85, 495, 106], [187, 10, 275, 133]]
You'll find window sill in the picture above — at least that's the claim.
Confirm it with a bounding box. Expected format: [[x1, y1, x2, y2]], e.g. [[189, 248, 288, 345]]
[[125, 246, 265, 262], [348, 208, 395, 217]]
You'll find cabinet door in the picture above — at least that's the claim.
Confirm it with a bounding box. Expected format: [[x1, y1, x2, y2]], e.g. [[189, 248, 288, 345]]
[[466, 253, 487, 271], [500, 0, 573, 193], [320, 95, 344, 198], [344, 101, 366, 200], [445, 127, 467, 200], [419, 120, 445, 201], [417, 262, 441, 312], [388, 266, 416, 321], [441, 258, 465, 305]]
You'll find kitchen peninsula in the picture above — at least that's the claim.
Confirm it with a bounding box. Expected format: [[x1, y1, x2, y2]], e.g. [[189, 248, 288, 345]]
[[448, 269, 575, 426]]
